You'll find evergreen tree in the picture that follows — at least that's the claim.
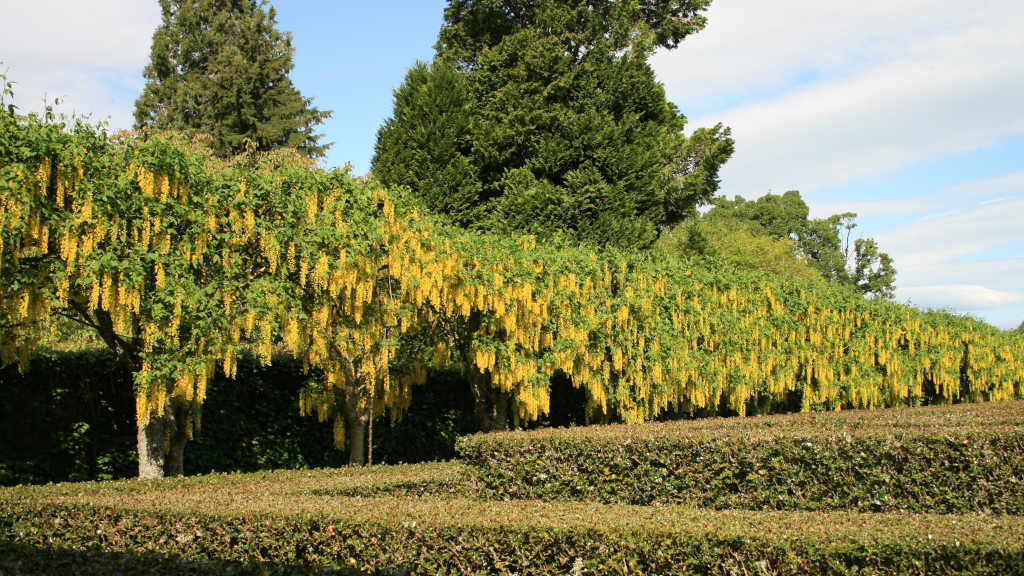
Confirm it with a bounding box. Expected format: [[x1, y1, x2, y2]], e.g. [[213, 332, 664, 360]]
[[374, 1, 731, 250], [134, 0, 330, 159], [436, 0, 712, 64]]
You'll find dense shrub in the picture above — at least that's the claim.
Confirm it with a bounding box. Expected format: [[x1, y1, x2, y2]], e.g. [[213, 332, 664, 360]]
[[458, 401, 1024, 513], [2, 464, 1022, 576], [0, 349, 136, 485]]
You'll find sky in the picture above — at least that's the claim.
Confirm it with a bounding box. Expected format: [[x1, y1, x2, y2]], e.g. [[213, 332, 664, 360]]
[[1, 0, 1021, 330]]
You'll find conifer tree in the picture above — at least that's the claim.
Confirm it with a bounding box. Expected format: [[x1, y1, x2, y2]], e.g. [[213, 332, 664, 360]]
[[375, 21, 732, 251], [134, 0, 330, 159]]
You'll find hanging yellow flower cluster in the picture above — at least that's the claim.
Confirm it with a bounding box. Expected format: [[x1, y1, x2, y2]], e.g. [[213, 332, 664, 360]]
[[2, 113, 1022, 458]]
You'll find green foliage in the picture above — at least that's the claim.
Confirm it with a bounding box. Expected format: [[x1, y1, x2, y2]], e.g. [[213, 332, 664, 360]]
[[0, 348, 136, 485], [458, 401, 1024, 513], [657, 213, 825, 284], [697, 191, 897, 298], [370, 368, 479, 465], [3, 461, 1023, 575], [134, 0, 331, 158], [181, 353, 346, 475], [437, 0, 713, 63], [374, 5, 733, 250]]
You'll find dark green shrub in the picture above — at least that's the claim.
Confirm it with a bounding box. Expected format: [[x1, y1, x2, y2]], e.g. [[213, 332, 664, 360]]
[[0, 349, 136, 485], [2, 465, 1021, 576], [458, 401, 1024, 513]]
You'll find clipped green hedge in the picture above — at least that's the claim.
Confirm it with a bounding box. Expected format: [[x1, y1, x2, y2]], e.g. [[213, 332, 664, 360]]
[[2, 465, 1022, 575], [457, 401, 1024, 513]]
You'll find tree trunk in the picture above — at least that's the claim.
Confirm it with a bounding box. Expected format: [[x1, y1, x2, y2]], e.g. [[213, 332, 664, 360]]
[[491, 388, 509, 431], [343, 392, 369, 466], [468, 367, 509, 432], [165, 398, 190, 477], [346, 413, 368, 465], [136, 415, 165, 479]]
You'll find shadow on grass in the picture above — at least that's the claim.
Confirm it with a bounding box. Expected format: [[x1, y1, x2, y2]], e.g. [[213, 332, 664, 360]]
[[0, 540, 413, 576]]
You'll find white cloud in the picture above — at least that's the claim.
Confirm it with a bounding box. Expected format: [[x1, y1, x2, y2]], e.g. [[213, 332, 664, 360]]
[[0, 0, 160, 128], [897, 284, 1024, 312], [943, 171, 1024, 201], [809, 197, 933, 222], [875, 195, 1024, 274], [652, 1, 1024, 196], [867, 180, 1024, 328], [653, 0, 1006, 114], [650, 2, 1024, 327]]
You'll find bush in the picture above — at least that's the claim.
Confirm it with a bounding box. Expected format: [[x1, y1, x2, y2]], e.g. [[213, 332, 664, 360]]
[[0, 349, 137, 485], [457, 401, 1024, 513], [2, 464, 1021, 575]]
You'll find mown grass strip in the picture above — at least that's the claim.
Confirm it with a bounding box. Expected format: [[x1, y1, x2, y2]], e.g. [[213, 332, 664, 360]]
[[458, 401, 1024, 512], [2, 470, 1022, 576]]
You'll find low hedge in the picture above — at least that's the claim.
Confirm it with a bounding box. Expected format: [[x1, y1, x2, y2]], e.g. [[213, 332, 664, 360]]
[[2, 466, 1022, 575], [457, 401, 1024, 512]]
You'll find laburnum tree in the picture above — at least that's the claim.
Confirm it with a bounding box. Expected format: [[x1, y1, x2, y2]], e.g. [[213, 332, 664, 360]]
[[134, 0, 330, 159], [0, 93, 437, 472], [1, 102, 233, 478], [4, 90, 1023, 474]]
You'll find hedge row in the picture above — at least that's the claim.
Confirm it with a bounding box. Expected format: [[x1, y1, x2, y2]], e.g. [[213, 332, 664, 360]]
[[2, 467, 1022, 575], [457, 401, 1024, 513]]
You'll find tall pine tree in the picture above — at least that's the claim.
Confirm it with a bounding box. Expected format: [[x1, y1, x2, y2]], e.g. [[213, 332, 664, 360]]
[[134, 0, 330, 159]]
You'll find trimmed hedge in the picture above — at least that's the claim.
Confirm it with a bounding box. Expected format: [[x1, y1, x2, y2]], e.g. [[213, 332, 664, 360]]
[[457, 401, 1024, 512], [2, 465, 1022, 575]]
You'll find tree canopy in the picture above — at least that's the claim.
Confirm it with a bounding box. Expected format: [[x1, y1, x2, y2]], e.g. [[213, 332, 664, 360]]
[[656, 212, 826, 285], [374, 1, 731, 250], [436, 0, 713, 63], [701, 191, 897, 299], [134, 0, 331, 159]]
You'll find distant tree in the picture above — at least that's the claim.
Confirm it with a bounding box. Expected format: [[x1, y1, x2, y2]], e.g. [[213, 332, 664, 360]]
[[657, 213, 825, 284], [852, 238, 896, 300], [134, 0, 330, 159], [703, 191, 896, 298]]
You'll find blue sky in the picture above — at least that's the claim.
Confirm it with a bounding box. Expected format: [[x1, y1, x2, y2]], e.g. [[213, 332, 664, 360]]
[[2, 0, 1022, 329]]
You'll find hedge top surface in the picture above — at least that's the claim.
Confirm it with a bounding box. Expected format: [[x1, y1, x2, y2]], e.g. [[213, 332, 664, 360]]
[[460, 400, 1024, 445], [2, 462, 1022, 553]]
